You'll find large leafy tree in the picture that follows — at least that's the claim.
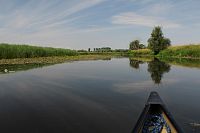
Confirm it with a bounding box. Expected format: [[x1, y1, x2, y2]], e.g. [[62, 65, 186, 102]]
[[129, 40, 140, 50], [148, 26, 171, 55]]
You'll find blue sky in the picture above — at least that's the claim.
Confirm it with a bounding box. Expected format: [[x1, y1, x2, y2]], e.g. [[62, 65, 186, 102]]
[[0, 0, 200, 49]]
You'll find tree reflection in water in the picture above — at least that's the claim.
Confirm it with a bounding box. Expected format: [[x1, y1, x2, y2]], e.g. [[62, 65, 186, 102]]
[[129, 59, 144, 69], [129, 58, 171, 84], [147, 58, 171, 84]]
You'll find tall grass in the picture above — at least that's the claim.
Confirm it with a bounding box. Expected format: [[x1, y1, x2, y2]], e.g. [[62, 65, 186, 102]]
[[128, 49, 153, 56], [158, 44, 200, 58], [0, 43, 78, 59]]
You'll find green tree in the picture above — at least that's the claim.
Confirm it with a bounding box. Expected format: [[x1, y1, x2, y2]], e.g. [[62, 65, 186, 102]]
[[148, 26, 171, 55], [139, 44, 146, 49], [129, 40, 140, 50]]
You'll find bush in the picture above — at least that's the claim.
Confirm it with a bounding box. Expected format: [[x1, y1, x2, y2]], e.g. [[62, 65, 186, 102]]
[[128, 49, 153, 56]]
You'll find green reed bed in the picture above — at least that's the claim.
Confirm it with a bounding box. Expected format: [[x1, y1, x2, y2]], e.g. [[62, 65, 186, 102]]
[[158, 44, 200, 58], [0, 43, 78, 59], [128, 49, 153, 57]]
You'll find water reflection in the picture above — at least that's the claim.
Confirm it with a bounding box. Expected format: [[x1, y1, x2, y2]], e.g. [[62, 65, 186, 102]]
[[129, 58, 171, 84], [101, 57, 111, 60], [0, 58, 199, 132], [0, 63, 54, 74], [160, 57, 200, 69], [147, 58, 171, 84], [129, 59, 144, 69]]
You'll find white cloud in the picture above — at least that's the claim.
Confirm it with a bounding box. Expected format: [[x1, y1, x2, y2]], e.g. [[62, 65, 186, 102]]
[[27, 0, 105, 28], [0, 0, 106, 48], [0, 0, 200, 49], [139, 3, 174, 16], [113, 80, 154, 94], [112, 12, 181, 28], [4, 0, 105, 30], [112, 79, 178, 94]]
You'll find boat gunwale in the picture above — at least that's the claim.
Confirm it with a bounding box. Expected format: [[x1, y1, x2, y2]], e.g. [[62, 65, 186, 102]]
[[132, 92, 184, 133]]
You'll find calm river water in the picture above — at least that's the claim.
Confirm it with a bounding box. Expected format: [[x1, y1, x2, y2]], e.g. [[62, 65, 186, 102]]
[[0, 58, 200, 133]]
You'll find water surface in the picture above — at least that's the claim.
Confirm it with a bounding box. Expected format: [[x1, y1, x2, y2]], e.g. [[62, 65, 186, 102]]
[[0, 58, 200, 133]]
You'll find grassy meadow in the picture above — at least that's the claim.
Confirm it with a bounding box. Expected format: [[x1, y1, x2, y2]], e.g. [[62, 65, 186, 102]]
[[158, 44, 200, 58], [129, 44, 200, 59], [0, 43, 77, 59]]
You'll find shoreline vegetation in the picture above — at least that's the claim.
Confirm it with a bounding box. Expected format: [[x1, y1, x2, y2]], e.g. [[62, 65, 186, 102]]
[[0, 43, 200, 65], [0, 43, 127, 65], [0, 43, 77, 59], [128, 26, 200, 60], [130, 57, 200, 69], [0, 55, 116, 73], [0, 55, 117, 65], [128, 44, 200, 59], [1, 27, 200, 66]]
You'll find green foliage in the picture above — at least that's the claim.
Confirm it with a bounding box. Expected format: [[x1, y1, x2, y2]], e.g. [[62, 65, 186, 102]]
[[94, 47, 112, 52], [129, 40, 140, 50], [114, 49, 128, 52], [0, 43, 78, 59], [148, 26, 171, 54], [139, 44, 146, 49], [158, 44, 200, 58], [77, 49, 88, 52], [128, 49, 153, 56]]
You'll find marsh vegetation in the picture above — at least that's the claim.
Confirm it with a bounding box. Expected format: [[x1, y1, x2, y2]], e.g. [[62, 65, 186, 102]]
[[0, 43, 77, 59]]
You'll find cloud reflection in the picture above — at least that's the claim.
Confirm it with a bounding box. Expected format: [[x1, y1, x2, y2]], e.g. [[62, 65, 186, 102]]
[[113, 78, 178, 94]]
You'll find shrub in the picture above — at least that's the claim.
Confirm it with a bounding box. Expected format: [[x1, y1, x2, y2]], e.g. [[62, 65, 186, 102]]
[[129, 49, 153, 56]]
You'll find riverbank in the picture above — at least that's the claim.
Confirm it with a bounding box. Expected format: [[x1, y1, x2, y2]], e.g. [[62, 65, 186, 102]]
[[130, 56, 200, 69], [0, 55, 117, 65], [158, 44, 200, 58], [129, 44, 200, 59], [1, 43, 200, 65]]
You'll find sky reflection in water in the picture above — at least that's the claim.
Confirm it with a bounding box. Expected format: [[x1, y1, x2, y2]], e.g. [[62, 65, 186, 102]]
[[0, 58, 200, 133]]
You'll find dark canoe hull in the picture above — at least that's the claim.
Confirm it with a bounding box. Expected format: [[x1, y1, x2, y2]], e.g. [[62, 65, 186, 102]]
[[132, 92, 183, 133]]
